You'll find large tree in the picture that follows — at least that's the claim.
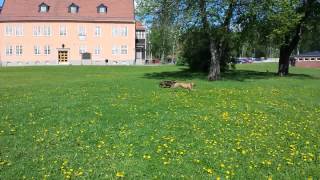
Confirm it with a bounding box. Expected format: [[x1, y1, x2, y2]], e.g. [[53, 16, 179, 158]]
[[180, 0, 241, 80], [276, 0, 320, 76], [137, 0, 320, 79], [253, 0, 320, 76], [136, 0, 180, 62]]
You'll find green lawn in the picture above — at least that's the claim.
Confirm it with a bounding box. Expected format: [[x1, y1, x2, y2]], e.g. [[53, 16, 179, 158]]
[[0, 64, 319, 179]]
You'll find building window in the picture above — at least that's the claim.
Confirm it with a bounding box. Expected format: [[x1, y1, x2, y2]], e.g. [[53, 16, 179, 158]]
[[136, 31, 145, 39], [112, 45, 127, 55], [33, 26, 41, 36], [97, 4, 107, 13], [121, 45, 128, 55], [39, 3, 50, 13], [34, 46, 41, 55], [5, 25, 14, 36], [43, 26, 52, 36], [32, 25, 51, 36], [79, 26, 86, 37], [44, 45, 51, 55], [5, 45, 13, 56], [94, 46, 101, 55], [16, 25, 24, 36], [122, 27, 128, 37], [79, 46, 87, 54], [112, 45, 120, 55], [112, 28, 117, 37], [95, 26, 102, 37], [112, 27, 128, 37], [60, 26, 67, 36], [16, 45, 23, 55], [69, 3, 79, 13]]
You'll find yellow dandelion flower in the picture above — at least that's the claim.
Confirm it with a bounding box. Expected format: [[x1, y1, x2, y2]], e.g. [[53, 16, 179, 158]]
[[143, 154, 151, 160], [163, 161, 170, 165], [203, 167, 214, 174], [222, 112, 229, 120], [116, 171, 125, 178]]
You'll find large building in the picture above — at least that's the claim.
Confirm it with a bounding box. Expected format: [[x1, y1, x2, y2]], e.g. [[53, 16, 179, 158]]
[[0, 0, 143, 66]]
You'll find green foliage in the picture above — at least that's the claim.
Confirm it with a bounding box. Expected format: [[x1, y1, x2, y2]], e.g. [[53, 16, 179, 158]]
[[136, 0, 180, 60], [180, 28, 211, 72], [300, 24, 320, 52]]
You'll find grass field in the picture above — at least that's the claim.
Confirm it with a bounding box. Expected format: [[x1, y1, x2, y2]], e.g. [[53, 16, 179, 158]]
[[0, 64, 319, 179]]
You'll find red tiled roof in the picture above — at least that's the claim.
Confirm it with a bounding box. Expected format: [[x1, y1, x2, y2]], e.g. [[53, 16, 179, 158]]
[[0, 0, 134, 22], [136, 21, 145, 30]]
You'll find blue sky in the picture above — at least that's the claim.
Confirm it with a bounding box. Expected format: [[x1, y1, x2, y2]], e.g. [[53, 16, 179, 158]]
[[0, 0, 3, 6]]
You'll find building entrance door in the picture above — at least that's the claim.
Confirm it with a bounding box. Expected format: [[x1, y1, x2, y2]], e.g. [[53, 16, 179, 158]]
[[58, 51, 68, 63]]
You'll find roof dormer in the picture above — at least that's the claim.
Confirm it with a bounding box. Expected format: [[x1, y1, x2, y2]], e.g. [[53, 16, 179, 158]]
[[39, 2, 50, 13], [97, 4, 107, 14], [68, 3, 79, 14]]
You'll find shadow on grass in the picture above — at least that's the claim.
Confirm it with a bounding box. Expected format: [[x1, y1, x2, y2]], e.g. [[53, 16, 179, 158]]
[[143, 68, 317, 82]]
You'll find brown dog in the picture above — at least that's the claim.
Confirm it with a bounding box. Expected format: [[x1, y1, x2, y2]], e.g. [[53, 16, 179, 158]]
[[172, 82, 195, 91]]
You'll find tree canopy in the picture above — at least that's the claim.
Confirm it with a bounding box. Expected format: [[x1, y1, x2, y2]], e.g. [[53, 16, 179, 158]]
[[136, 0, 320, 80]]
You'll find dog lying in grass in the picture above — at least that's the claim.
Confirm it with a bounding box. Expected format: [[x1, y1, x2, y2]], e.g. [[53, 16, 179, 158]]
[[172, 82, 195, 91], [159, 80, 177, 88], [160, 80, 195, 91]]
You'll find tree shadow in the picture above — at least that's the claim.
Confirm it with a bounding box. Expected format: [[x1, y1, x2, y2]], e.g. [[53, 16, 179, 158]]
[[143, 67, 318, 82]]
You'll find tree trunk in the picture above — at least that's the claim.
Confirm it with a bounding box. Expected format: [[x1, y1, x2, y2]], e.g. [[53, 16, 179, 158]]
[[208, 39, 220, 81], [278, 45, 290, 76], [277, 0, 312, 76], [278, 23, 302, 76], [199, 0, 221, 81]]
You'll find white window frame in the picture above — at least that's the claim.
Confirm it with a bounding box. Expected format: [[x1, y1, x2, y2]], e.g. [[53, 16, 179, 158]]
[[34, 46, 41, 55], [94, 45, 101, 55], [112, 45, 119, 55], [112, 27, 128, 37], [59, 25, 67, 36], [5, 45, 13, 56], [121, 27, 128, 37], [70, 6, 78, 13], [79, 45, 87, 54], [15, 25, 24, 36], [112, 27, 117, 37], [33, 26, 42, 36], [5, 25, 14, 36], [16, 45, 23, 55], [99, 7, 106, 13], [95, 26, 102, 37], [136, 31, 145, 39], [40, 5, 48, 12], [43, 25, 52, 36], [78, 26, 86, 40], [121, 45, 128, 55], [44, 45, 51, 55]]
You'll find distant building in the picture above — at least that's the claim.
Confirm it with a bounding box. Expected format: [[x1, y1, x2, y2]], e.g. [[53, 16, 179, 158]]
[[295, 51, 320, 68], [135, 21, 147, 65], [0, 0, 141, 66]]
